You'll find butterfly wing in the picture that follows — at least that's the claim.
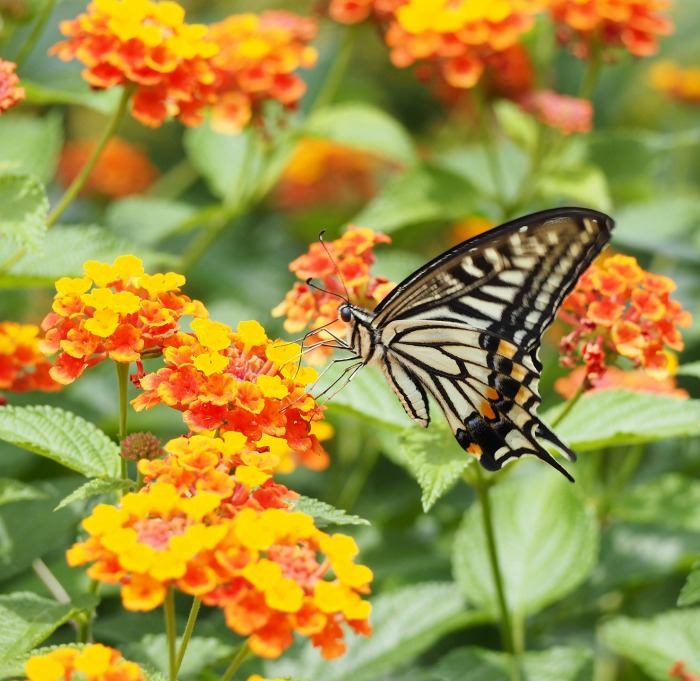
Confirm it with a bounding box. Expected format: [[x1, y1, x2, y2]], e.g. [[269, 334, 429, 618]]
[[371, 207, 614, 478]]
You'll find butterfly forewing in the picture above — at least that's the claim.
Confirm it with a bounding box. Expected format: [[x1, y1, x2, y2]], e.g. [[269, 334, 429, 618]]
[[340, 207, 614, 480]]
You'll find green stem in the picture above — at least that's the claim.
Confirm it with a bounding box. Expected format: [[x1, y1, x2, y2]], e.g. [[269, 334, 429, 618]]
[[578, 39, 603, 100], [309, 24, 358, 115], [175, 597, 202, 677], [473, 467, 522, 681], [13, 0, 57, 67], [115, 361, 130, 480], [219, 640, 251, 681], [46, 85, 133, 228], [164, 587, 178, 681]]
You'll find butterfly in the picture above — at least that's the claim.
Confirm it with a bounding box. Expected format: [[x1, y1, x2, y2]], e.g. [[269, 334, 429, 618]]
[[332, 207, 614, 481]]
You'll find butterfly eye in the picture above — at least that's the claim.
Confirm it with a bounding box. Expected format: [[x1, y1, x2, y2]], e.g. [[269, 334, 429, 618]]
[[339, 305, 353, 323]]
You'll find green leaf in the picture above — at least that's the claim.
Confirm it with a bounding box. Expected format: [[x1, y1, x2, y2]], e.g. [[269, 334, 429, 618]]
[[548, 390, 700, 450], [679, 562, 700, 607], [453, 474, 598, 617], [328, 366, 411, 431], [106, 197, 197, 245], [538, 163, 612, 212], [184, 124, 264, 202], [293, 496, 370, 528], [266, 582, 478, 681], [600, 609, 700, 681], [351, 162, 478, 233], [0, 405, 121, 478], [0, 593, 99, 668], [431, 646, 592, 681], [611, 474, 700, 532], [399, 424, 472, 511], [304, 103, 417, 165], [54, 477, 133, 511], [0, 478, 85, 580], [0, 173, 48, 252], [678, 361, 700, 379], [493, 101, 537, 153], [0, 112, 63, 183], [0, 479, 46, 506], [0, 224, 175, 288], [22, 79, 122, 115]]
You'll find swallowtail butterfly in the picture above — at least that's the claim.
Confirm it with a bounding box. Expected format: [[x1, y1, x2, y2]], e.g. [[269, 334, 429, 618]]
[[334, 207, 614, 481]]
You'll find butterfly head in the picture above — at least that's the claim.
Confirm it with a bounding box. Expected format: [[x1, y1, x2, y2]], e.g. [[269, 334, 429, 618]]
[[338, 303, 353, 324]]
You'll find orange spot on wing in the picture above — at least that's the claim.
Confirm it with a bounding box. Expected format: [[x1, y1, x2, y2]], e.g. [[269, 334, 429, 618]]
[[497, 340, 517, 359], [466, 443, 482, 458], [480, 400, 496, 420], [511, 364, 527, 381], [485, 386, 499, 401]]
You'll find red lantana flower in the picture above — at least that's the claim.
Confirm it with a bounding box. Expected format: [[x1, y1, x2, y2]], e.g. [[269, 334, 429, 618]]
[[132, 319, 330, 472], [272, 225, 394, 364], [558, 253, 692, 388], [50, 0, 219, 127], [40, 255, 207, 384], [548, 0, 673, 59]]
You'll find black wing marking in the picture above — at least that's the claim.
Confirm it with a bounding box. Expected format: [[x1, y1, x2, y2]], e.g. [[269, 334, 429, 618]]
[[373, 207, 614, 353]]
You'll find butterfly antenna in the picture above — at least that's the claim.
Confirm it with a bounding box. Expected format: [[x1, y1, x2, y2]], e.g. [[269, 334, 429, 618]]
[[319, 229, 351, 301]]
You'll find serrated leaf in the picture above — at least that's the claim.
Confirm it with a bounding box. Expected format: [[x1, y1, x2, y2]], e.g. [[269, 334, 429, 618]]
[[611, 474, 700, 532], [0, 479, 46, 506], [351, 162, 478, 233], [0, 405, 120, 478], [0, 173, 48, 252], [294, 496, 369, 528], [266, 583, 479, 681], [431, 646, 592, 681], [0, 112, 63, 183], [55, 477, 133, 511], [679, 562, 700, 607], [600, 610, 700, 681], [304, 103, 417, 165], [399, 424, 472, 511], [0, 224, 174, 288], [546, 390, 700, 450], [0, 593, 99, 668], [328, 366, 411, 431], [106, 197, 197, 245], [453, 474, 598, 617], [538, 163, 612, 212]]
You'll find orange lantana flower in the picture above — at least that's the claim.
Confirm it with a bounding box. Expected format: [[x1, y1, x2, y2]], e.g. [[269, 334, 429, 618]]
[[0, 59, 24, 113], [273, 225, 394, 364], [50, 0, 219, 127], [40, 256, 207, 384], [206, 11, 318, 135], [558, 254, 692, 386], [57, 137, 159, 198], [548, 0, 673, 59], [132, 319, 329, 472], [0, 322, 61, 395], [24, 644, 146, 681]]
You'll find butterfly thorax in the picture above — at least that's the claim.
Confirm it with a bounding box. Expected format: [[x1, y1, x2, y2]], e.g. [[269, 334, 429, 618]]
[[338, 303, 381, 364]]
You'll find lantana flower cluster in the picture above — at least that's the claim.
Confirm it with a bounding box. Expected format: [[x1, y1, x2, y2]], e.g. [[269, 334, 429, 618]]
[[67, 433, 373, 660], [57, 137, 159, 198], [651, 60, 700, 107], [24, 644, 146, 681], [272, 226, 395, 363], [0, 322, 60, 396], [50, 0, 317, 131], [548, 0, 673, 59], [275, 138, 387, 211], [558, 254, 692, 387], [39, 255, 207, 384], [0, 58, 24, 113], [206, 12, 318, 134], [132, 319, 330, 471]]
